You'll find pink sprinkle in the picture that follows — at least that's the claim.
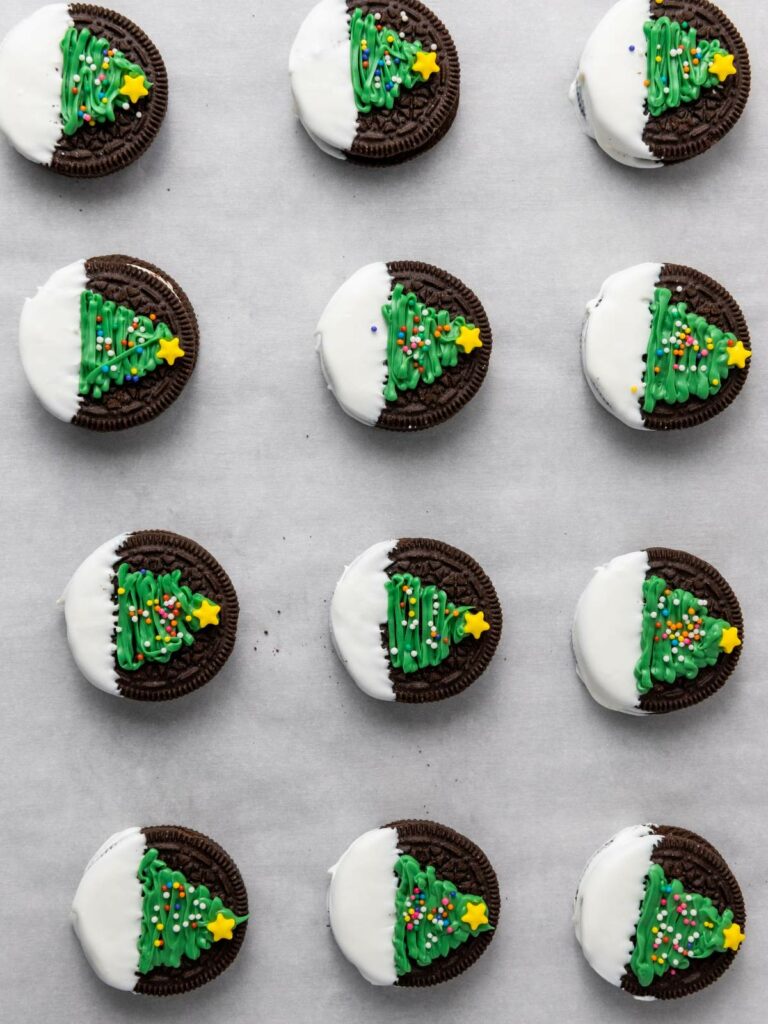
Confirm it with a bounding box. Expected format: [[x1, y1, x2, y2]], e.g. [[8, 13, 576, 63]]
[[406, 923, 413, 931], [660, 899, 667, 906], [446, 927, 453, 934], [442, 898, 449, 906]]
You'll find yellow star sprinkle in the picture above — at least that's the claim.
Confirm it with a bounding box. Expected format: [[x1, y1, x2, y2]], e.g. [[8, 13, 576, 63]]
[[411, 50, 440, 80], [461, 902, 489, 932], [206, 912, 235, 942], [722, 922, 745, 951], [193, 599, 221, 628], [455, 325, 482, 355], [719, 626, 741, 655], [156, 336, 186, 366], [708, 52, 737, 83], [119, 73, 149, 103], [463, 610, 490, 641], [727, 340, 752, 369]]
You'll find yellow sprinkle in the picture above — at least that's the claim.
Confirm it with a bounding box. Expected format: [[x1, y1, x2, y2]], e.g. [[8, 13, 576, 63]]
[[630, 385, 638, 393], [712, 379, 719, 386], [153, 939, 162, 947], [117, 587, 125, 595], [156, 923, 164, 931]]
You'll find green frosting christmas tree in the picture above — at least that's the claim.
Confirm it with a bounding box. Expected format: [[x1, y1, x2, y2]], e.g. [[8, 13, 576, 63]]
[[630, 863, 744, 987], [350, 7, 441, 113], [60, 26, 152, 135], [393, 854, 492, 976], [386, 572, 489, 675], [634, 575, 740, 694], [643, 287, 750, 414], [382, 284, 482, 402], [115, 564, 220, 672], [137, 847, 247, 974], [79, 290, 186, 401], [644, 17, 736, 118]]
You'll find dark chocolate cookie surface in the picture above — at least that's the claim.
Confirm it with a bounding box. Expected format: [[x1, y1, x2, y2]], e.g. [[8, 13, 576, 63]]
[[643, 264, 750, 430], [73, 256, 198, 431], [114, 531, 238, 702], [638, 548, 743, 713], [621, 825, 745, 999], [388, 819, 500, 987], [51, 4, 168, 177], [384, 538, 502, 703], [346, 1, 460, 165], [378, 262, 492, 432], [135, 826, 249, 996], [642, 0, 750, 165]]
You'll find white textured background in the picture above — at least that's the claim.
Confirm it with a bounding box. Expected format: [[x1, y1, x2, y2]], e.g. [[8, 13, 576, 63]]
[[0, 1, 766, 1021]]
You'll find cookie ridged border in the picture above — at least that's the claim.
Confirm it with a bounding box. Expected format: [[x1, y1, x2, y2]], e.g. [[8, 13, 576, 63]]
[[113, 530, 239, 702], [72, 255, 199, 432], [643, 0, 751, 166], [642, 264, 750, 431], [50, 4, 168, 178], [344, 0, 460, 166], [386, 537, 502, 703], [377, 262, 492, 432], [385, 818, 500, 987], [620, 824, 745, 999], [639, 547, 743, 713], [134, 825, 249, 996]]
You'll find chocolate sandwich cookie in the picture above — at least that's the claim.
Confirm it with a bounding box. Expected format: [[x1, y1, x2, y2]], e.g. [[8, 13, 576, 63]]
[[331, 538, 501, 703], [329, 819, 499, 986], [573, 548, 742, 715], [71, 825, 249, 995], [20, 255, 198, 431], [0, 4, 167, 176], [582, 262, 750, 429], [317, 262, 491, 431], [570, 0, 750, 168], [574, 824, 745, 1000], [290, 0, 459, 164], [61, 530, 238, 701]]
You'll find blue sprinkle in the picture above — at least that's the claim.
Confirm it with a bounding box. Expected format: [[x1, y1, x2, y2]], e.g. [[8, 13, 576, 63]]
[[140, 568, 147, 575], [137, 346, 144, 353], [370, 325, 377, 333], [175, 903, 181, 910], [133, 375, 140, 382], [363, 49, 369, 58], [656, 349, 663, 356], [101, 365, 109, 373], [378, 60, 384, 67], [124, 374, 131, 381], [395, 58, 401, 65], [629, 45, 635, 52], [78, 111, 84, 119], [385, 83, 393, 91], [99, 92, 105, 99], [374, 70, 381, 77]]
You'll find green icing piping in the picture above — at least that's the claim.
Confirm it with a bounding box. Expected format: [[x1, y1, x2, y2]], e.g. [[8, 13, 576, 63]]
[[634, 575, 733, 695], [644, 17, 731, 117], [137, 847, 247, 975], [350, 8, 427, 112], [60, 27, 151, 136], [393, 853, 492, 977], [630, 863, 738, 987], [386, 572, 473, 674], [382, 284, 478, 402], [79, 290, 178, 401], [114, 564, 218, 672], [643, 287, 739, 414]]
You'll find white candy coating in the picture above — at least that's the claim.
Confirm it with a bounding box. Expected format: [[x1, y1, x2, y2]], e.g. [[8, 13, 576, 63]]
[[331, 540, 397, 701], [574, 824, 661, 996], [328, 826, 400, 985], [289, 0, 358, 159], [71, 826, 145, 991], [570, 0, 661, 169], [20, 258, 87, 422], [61, 533, 129, 696], [573, 550, 650, 715], [316, 261, 391, 426], [582, 262, 662, 429], [0, 4, 71, 164]]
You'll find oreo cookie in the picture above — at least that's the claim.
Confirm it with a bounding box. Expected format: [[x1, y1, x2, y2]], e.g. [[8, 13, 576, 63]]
[[290, 0, 459, 164], [329, 819, 499, 986], [71, 825, 249, 995], [331, 538, 501, 703], [573, 548, 743, 715], [570, 0, 750, 168], [317, 261, 492, 431], [582, 262, 751, 430], [0, 4, 168, 177], [61, 530, 239, 701], [575, 824, 745, 1000], [20, 255, 198, 431]]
